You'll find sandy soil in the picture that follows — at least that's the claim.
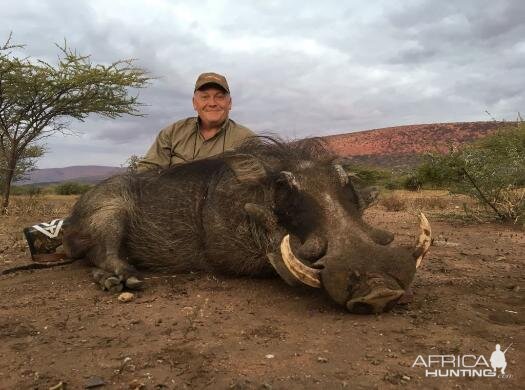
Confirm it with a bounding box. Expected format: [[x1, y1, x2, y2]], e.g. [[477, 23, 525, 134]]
[[0, 193, 523, 389]]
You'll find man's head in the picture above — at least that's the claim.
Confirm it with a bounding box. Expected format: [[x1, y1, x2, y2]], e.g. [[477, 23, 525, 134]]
[[193, 72, 232, 129]]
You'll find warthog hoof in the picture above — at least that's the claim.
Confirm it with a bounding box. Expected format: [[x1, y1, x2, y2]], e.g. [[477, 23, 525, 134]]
[[125, 276, 144, 290], [92, 268, 144, 292]]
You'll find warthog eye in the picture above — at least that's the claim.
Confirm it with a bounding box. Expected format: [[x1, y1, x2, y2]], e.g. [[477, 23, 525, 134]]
[[274, 183, 323, 237]]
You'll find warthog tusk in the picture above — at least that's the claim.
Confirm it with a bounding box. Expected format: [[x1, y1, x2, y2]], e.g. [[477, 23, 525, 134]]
[[280, 235, 322, 288], [413, 212, 432, 268]]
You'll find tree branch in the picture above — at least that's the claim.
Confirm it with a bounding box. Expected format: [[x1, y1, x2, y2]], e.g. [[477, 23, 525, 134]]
[[461, 167, 505, 220]]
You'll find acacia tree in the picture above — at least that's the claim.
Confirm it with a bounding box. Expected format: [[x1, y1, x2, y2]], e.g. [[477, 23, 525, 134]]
[[0, 144, 44, 188], [0, 34, 150, 213]]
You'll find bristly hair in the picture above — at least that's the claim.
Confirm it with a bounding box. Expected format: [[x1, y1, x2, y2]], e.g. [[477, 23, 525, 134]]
[[129, 136, 337, 189], [225, 135, 336, 173]]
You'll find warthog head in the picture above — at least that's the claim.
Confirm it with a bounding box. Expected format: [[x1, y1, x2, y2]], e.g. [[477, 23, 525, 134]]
[[229, 138, 431, 314]]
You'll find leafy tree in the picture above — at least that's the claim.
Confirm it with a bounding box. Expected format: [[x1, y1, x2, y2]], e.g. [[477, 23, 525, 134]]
[[416, 121, 525, 223], [0, 33, 151, 213], [0, 144, 44, 188]]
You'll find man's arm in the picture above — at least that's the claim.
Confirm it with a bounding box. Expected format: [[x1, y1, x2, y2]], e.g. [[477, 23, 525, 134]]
[[136, 125, 174, 173]]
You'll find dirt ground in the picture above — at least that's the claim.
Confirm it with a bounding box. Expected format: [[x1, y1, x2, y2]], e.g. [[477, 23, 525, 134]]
[[0, 192, 523, 389]]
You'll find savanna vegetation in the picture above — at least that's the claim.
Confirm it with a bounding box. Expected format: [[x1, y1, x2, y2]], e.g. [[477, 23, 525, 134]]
[[0, 33, 150, 213], [413, 120, 525, 224], [344, 120, 525, 226]]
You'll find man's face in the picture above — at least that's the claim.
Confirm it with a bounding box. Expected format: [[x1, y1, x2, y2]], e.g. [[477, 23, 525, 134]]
[[193, 86, 232, 128]]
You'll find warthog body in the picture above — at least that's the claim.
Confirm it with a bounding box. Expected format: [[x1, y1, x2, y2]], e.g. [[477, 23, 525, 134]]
[[63, 138, 430, 313]]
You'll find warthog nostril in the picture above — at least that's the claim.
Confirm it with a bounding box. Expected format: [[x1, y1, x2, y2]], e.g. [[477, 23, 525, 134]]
[[346, 287, 405, 314]]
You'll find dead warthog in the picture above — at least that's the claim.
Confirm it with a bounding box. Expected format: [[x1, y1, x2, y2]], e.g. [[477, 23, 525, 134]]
[[63, 138, 431, 314]]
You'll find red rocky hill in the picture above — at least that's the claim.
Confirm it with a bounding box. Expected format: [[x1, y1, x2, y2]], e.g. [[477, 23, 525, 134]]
[[323, 121, 505, 168]]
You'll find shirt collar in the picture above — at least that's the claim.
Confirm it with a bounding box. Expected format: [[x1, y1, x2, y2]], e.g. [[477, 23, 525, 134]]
[[196, 117, 229, 141]]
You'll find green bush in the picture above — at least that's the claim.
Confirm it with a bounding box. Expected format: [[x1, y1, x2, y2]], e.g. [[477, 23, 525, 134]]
[[10, 185, 43, 196], [342, 163, 401, 188], [403, 175, 422, 191], [384, 179, 402, 190], [54, 182, 92, 195], [352, 167, 390, 185]]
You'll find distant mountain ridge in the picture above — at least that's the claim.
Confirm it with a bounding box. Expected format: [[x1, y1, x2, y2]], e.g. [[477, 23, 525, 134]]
[[16, 165, 125, 185], [323, 121, 505, 167], [16, 121, 507, 184]]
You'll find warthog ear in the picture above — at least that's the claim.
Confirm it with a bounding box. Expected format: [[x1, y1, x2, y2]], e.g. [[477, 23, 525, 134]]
[[224, 154, 267, 184], [333, 164, 349, 186], [333, 163, 360, 185]]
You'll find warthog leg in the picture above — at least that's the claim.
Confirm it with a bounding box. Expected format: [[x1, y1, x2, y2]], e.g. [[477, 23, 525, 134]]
[[87, 235, 144, 291], [65, 181, 145, 292]]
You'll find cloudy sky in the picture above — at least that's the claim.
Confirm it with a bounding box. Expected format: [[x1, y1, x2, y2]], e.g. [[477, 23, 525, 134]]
[[2, 0, 524, 168]]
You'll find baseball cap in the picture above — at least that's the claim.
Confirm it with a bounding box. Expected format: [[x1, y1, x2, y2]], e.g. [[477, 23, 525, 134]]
[[194, 72, 230, 93]]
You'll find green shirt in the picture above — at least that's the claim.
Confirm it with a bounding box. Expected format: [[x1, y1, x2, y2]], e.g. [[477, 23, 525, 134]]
[[137, 117, 255, 172]]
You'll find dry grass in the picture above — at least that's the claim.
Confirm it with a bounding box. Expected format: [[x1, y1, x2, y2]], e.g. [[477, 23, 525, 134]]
[[378, 190, 478, 215], [380, 194, 407, 211], [5, 195, 77, 217], [411, 196, 448, 210]]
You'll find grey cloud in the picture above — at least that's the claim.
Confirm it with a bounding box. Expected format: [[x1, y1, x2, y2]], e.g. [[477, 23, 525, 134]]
[[1, 0, 524, 168], [388, 46, 437, 64], [386, 1, 525, 53]]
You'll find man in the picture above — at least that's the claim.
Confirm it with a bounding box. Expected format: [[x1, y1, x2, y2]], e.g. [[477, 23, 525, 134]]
[[137, 72, 255, 172]]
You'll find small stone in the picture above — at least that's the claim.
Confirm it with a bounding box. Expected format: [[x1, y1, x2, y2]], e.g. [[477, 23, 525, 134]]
[[85, 376, 106, 388], [265, 354, 274, 359], [317, 356, 328, 363], [401, 375, 411, 381], [125, 364, 136, 373], [118, 292, 135, 303], [513, 285, 520, 292], [181, 306, 195, 314], [496, 256, 506, 261], [433, 240, 459, 247]]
